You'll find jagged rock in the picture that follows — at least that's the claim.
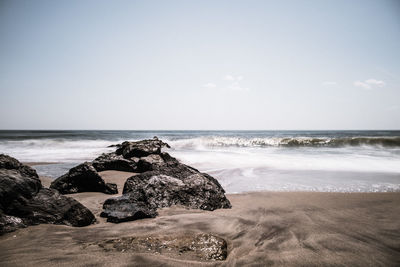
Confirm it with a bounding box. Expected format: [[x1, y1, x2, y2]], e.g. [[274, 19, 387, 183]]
[[0, 211, 26, 234], [50, 162, 118, 194], [100, 139, 231, 223], [92, 233, 228, 261], [122, 165, 232, 211], [92, 153, 137, 172], [0, 154, 95, 234], [115, 138, 170, 158], [100, 193, 157, 223]]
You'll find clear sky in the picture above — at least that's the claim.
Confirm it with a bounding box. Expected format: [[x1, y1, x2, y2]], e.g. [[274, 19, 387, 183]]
[[1, 0, 399, 130]]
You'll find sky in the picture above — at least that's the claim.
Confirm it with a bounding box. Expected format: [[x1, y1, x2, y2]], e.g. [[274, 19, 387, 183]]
[[0, 0, 399, 130]]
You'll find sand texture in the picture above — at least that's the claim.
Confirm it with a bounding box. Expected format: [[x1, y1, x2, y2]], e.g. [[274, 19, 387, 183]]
[[0, 171, 399, 266]]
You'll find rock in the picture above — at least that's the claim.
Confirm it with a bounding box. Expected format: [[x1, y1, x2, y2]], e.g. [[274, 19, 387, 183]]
[[22, 188, 95, 227], [100, 193, 157, 223], [0, 155, 95, 234], [136, 154, 167, 172], [0, 154, 39, 179], [50, 162, 118, 194], [99, 139, 231, 223], [91, 233, 228, 261], [0, 211, 26, 234], [92, 153, 137, 172], [0, 154, 42, 213], [122, 166, 232, 211], [115, 138, 170, 158]]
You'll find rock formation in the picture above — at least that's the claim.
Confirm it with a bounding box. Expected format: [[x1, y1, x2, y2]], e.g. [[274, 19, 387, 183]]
[[0, 154, 95, 234], [99, 138, 231, 223]]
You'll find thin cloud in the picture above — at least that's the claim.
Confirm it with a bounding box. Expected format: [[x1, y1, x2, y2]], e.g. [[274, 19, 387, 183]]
[[223, 74, 249, 91], [203, 83, 217, 88], [354, 79, 385, 89], [205, 74, 249, 92], [228, 82, 249, 92]]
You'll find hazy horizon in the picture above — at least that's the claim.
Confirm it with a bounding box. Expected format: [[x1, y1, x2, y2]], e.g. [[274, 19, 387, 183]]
[[1, 0, 400, 130]]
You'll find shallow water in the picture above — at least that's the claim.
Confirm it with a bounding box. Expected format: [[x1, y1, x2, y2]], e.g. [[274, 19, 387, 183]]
[[1, 130, 399, 193]]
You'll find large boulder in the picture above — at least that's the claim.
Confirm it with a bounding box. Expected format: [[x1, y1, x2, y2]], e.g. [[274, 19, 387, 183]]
[[122, 165, 232, 211], [22, 188, 95, 226], [0, 154, 95, 234], [50, 162, 117, 194]]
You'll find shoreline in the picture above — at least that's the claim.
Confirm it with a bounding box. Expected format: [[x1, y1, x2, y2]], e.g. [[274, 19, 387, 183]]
[[1, 171, 399, 266]]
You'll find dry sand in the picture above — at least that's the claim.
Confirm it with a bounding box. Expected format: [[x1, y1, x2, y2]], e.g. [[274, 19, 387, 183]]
[[1, 170, 399, 266]]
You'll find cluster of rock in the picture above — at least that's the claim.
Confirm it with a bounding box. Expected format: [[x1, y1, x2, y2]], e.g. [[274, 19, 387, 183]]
[[0, 137, 231, 234], [0, 154, 95, 235], [50, 137, 231, 223], [98, 138, 232, 223]]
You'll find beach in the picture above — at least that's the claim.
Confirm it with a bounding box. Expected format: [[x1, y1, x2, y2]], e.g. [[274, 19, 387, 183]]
[[1, 170, 399, 266]]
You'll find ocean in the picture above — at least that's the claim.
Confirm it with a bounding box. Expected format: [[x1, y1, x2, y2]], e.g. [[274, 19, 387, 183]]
[[1, 130, 399, 193]]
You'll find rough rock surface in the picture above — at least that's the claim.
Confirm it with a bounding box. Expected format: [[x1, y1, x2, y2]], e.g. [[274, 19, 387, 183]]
[[0, 154, 95, 234], [115, 138, 170, 158], [92, 153, 137, 172], [91, 233, 228, 261], [50, 162, 118, 194], [100, 193, 157, 223], [99, 138, 231, 223]]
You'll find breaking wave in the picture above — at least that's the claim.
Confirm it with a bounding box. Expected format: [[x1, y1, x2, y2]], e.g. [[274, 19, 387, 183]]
[[169, 136, 400, 149]]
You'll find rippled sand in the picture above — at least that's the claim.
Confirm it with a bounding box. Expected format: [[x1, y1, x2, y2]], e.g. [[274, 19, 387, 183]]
[[1, 171, 399, 266]]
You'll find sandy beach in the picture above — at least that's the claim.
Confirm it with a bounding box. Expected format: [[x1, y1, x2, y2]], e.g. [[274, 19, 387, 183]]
[[0, 170, 399, 266]]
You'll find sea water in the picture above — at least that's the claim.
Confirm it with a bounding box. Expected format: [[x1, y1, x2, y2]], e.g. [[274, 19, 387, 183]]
[[1, 130, 399, 193]]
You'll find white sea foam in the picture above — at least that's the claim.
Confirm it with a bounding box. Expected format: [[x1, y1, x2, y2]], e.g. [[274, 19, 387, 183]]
[[1, 134, 399, 193], [0, 139, 116, 162]]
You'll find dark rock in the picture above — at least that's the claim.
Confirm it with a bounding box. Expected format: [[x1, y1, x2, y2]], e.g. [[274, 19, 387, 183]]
[[92, 153, 137, 172], [0, 211, 26, 234], [136, 154, 166, 172], [91, 233, 228, 261], [115, 138, 170, 158], [22, 188, 95, 226], [100, 139, 231, 223], [0, 154, 39, 179], [50, 162, 118, 194], [0, 155, 95, 234], [100, 193, 157, 223], [122, 166, 231, 211], [0, 154, 42, 214]]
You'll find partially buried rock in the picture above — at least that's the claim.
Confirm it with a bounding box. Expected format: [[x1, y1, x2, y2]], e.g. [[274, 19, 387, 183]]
[[0, 154, 95, 234], [50, 162, 118, 194], [100, 193, 157, 223], [92, 233, 228, 261]]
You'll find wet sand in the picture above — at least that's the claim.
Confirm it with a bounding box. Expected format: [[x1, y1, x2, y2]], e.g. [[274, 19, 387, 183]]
[[1, 171, 399, 266]]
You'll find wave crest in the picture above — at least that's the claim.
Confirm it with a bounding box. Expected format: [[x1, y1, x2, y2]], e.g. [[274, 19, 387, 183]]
[[169, 136, 400, 148]]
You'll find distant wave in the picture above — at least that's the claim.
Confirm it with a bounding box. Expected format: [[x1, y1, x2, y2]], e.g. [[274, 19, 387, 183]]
[[169, 136, 400, 148]]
